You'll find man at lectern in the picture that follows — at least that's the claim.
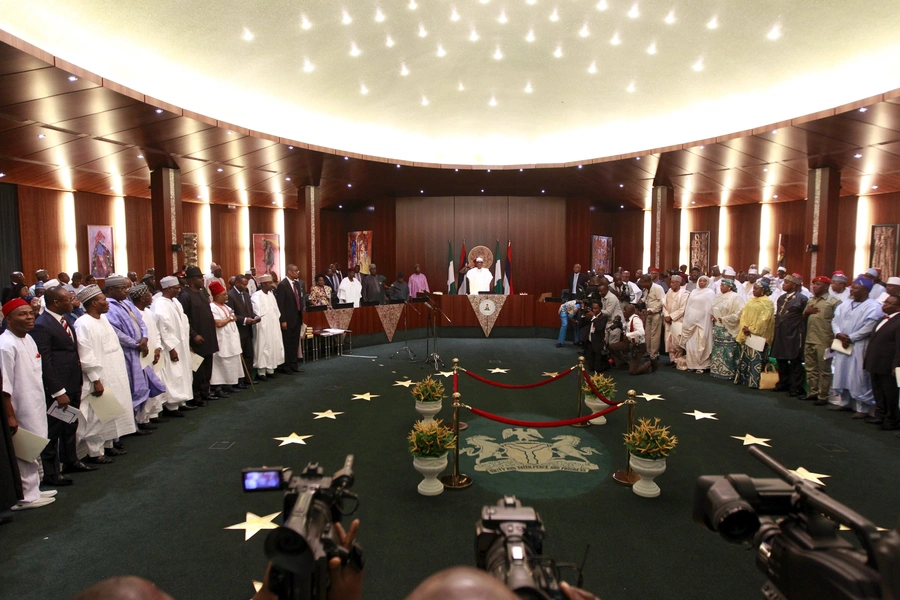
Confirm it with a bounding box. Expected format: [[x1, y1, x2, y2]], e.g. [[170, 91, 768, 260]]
[[465, 257, 493, 295]]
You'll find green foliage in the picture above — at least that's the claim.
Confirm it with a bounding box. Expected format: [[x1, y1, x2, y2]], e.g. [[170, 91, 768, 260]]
[[582, 372, 617, 400], [623, 417, 678, 459], [411, 375, 446, 403], [408, 419, 456, 457]]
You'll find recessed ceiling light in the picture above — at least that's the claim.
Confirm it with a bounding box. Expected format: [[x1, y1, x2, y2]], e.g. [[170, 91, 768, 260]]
[[550, 8, 559, 22], [626, 82, 636, 93], [553, 46, 563, 58], [450, 7, 460, 21], [596, 0, 608, 10], [519, 168, 523, 171], [408, 0, 417, 8], [767, 24, 781, 40], [706, 16, 718, 29], [859, 107, 868, 113], [197, 195, 202, 199], [400, 63, 409, 76], [773, 195, 778, 198], [360, 84, 369, 94], [524, 82, 533, 94], [339, 204, 343, 208], [541, 189, 545, 193], [137, 154, 143, 158], [418, 23, 428, 37], [458, 81, 465, 91], [289, 146, 294, 150], [489, 96, 498, 106], [665, 10, 676, 24], [699, 145, 704, 149], [386, 35, 395, 47], [303, 58, 314, 72], [628, 3, 640, 19], [579, 23, 590, 37], [481, 189, 485, 192], [469, 29, 479, 41], [620, 204, 624, 208], [68, 75, 78, 81], [155, 108, 163, 114], [588, 61, 597, 74], [271, 201, 277, 205], [349, 42, 361, 56], [300, 14, 312, 29], [487, 169, 491, 173], [344, 156, 349, 160], [498, 10, 507, 24], [636, 157, 641, 160], [646, 42, 657, 54], [227, 130, 233, 135], [493, 46, 503, 60], [38, 133, 46, 138], [525, 29, 535, 42], [872, 185, 879, 189], [763, 167, 768, 171], [242, 27, 254, 41], [217, 168, 224, 172], [437, 44, 446, 57], [421, 95, 429, 106], [455, 168, 459, 171], [341, 10, 352, 25], [397, 164, 401, 168], [772, 130, 778, 134], [691, 201, 696, 205], [420, 190, 424, 193], [375, 8, 385, 22], [347, 183, 352, 187], [692, 57, 704, 71], [578, 165, 582, 169], [610, 32, 621, 45], [619, 183, 625, 188], [854, 153, 862, 158], [286, 177, 291, 181]]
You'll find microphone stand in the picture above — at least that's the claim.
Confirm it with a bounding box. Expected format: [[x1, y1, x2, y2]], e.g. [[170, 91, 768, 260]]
[[421, 292, 451, 371], [391, 296, 420, 361]]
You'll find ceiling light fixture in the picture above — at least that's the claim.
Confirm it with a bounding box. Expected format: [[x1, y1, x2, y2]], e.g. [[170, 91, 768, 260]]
[[706, 16, 718, 29], [854, 153, 863, 158], [859, 107, 868, 113], [421, 96, 429, 106], [155, 108, 163, 113], [588, 61, 597, 74], [692, 57, 704, 71], [628, 3, 640, 18], [699, 145, 704, 149], [349, 42, 361, 56], [526, 29, 535, 42], [303, 58, 314, 72], [626, 82, 636, 93], [347, 183, 352, 187], [767, 24, 781, 40], [872, 185, 879, 189], [524, 82, 533, 93], [578, 165, 582, 169], [437, 44, 446, 57], [450, 7, 460, 21], [665, 10, 675, 24], [38, 133, 46, 138], [289, 146, 294, 150], [469, 28, 479, 41], [498, 10, 508, 24], [0, 173, 6, 178], [242, 27, 254, 41], [579, 23, 590, 37], [408, 0, 417, 9], [400, 63, 409, 76], [771, 130, 778, 134], [550, 8, 559, 22], [341, 10, 352, 25], [619, 184, 624, 187], [286, 177, 291, 181], [596, 0, 608, 10], [227, 130, 233, 134], [360, 84, 369, 94], [137, 154, 143, 158], [397, 164, 401, 168], [554, 45, 563, 58], [773, 194, 778, 198], [610, 31, 621, 45], [458, 81, 465, 91], [620, 205, 624, 208], [344, 156, 349, 160], [493, 46, 503, 60], [375, 8, 385, 22], [68, 75, 78, 81], [418, 24, 428, 37], [647, 42, 657, 54], [217, 168, 224, 172], [386, 35, 395, 47], [489, 96, 498, 106], [300, 14, 312, 29]]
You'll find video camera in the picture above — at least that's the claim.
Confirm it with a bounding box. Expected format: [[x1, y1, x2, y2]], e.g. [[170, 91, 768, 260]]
[[694, 447, 900, 600], [476, 495, 585, 600], [242, 455, 364, 600]]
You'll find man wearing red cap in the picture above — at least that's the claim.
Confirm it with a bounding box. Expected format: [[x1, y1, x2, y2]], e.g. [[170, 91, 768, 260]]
[[0, 298, 56, 510], [772, 273, 808, 396], [803, 276, 842, 404]]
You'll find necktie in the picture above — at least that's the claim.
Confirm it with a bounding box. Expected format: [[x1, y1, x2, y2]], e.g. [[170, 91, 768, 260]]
[[61, 317, 72, 340], [293, 280, 302, 310]]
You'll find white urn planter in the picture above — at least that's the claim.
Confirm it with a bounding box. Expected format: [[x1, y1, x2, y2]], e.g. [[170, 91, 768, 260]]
[[415, 400, 442, 425], [583, 397, 607, 425], [413, 453, 448, 496], [629, 454, 667, 498]]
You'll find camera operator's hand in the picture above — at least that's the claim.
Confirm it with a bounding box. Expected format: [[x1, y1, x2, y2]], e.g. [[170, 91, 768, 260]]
[[560, 581, 600, 600], [328, 519, 363, 600]]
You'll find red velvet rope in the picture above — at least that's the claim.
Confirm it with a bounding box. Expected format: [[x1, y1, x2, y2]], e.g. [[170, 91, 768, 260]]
[[461, 366, 574, 389], [453, 371, 458, 394], [466, 403, 621, 427], [581, 371, 619, 406]]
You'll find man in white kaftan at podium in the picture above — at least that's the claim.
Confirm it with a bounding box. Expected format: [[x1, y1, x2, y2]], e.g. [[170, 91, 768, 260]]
[[465, 257, 493, 295]]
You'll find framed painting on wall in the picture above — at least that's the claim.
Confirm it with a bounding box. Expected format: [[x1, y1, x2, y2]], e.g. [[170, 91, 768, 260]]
[[591, 235, 613, 274], [87, 225, 115, 278], [870, 224, 898, 279], [253, 233, 282, 277], [348, 230, 373, 275], [690, 231, 710, 274]]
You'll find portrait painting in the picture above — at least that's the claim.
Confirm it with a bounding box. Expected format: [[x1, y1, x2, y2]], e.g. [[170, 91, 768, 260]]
[[87, 225, 115, 278], [689, 231, 710, 274], [871, 224, 898, 279], [348, 230, 373, 275], [253, 233, 282, 277], [591, 235, 613, 274]]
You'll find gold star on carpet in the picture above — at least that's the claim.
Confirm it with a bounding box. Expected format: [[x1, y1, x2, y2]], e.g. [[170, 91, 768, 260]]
[[313, 410, 344, 420], [684, 410, 717, 420], [252, 581, 264, 593], [731, 434, 772, 447], [393, 380, 416, 387], [351, 392, 380, 401], [790, 467, 831, 486], [439, 371, 454, 378], [542, 371, 559, 377], [224, 511, 281, 541], [274, 433, 313, 446], [638, 393, 665, 401], [488, 368, 509, 373]]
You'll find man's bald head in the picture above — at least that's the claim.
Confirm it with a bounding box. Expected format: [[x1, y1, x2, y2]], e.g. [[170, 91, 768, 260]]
[[72, 577, 173, 600], [405, 566, 517, 600]]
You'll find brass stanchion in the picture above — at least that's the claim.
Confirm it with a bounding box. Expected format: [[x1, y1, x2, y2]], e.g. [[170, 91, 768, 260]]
[[453, 357, 467, 432], [571, 356, 589, 428], [612, 389, 640, 486], [441, 391, 473, 490]]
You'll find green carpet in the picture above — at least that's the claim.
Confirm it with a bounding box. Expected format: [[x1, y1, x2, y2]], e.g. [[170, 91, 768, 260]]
[[2, 338, 899, 600]]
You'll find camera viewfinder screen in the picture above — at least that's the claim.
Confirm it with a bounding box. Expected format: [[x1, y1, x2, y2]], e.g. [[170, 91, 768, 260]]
[[243, 469, 282, 491]]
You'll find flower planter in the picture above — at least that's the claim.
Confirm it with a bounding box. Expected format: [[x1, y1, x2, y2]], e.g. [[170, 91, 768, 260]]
[[415, 400, 442, 425], [629, 454, 667, 498], [412, 453, 448, 496], [583, 397, 607, 425]]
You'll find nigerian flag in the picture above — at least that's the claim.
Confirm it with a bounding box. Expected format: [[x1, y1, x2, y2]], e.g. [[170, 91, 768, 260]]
[[447, 241, 457, 294], [493, 239, 503, 293]]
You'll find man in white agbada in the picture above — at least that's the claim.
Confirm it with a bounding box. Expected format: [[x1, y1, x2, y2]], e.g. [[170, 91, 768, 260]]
[[208, 281, 243, 392], [465, 257, 494, 295], [0, 299, 56, 510], [662, 275, 690, 369], [830, 276, 882, 415], [73, 285, 136, 463], [680, 276, 715, 372], [151, 276, 194, 415], [252, 274, 284, 379], [129, 285, 165, 425], [337, 270, 363, 308]]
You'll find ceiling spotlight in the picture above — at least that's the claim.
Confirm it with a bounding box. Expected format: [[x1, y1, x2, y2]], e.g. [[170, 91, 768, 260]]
[[227, 130, 233, 135], [767, 24, 781, 40], [469, 28, 479, 41], [763, 167, 768, 171], [341, 10, 352, 25], [400, 63, 409, 76], [386, 35, 395, 47], [588, 61, 597, 74], [620, 205, 624, 208], [347, 183, 352, 187], [437, 44, 446, 57], [691, 201, 696, 205], [458, 81, 465, 91], [456, 168, 459, 172], [628, 3, 640, 18], [450, 7, 460, 21], [344, 156, 349, 160], [489, 96, 498, 106], [289, 146, 294, 150], [854, 153, 863, 158], [692, 57, 704, 71], [38, 133, 46, 138], [487, 169, 491, 172], [155, 108, 163, 113], [859, 107, 868, 113], [619, 184, 624, 188], [596, 0, 608, 10], [553, 46, 563, 58], [0, 173, 6, 178], [300, 14, 312, 29], [137, 154, 144, 158], [541, 190, 546, 194], [375, 8, 385, 22], [349, 42, 361, 56], [421, 95, 429, 106], [579, 23, 590, 37], [339, 204, 343, 208], [873, 185, 879, 189], [699, 145, 704, 149], [526, 29, 535, 42], [524, 82, 533, 94], [578, 165, 583, 169], [303, 58, 314, 72], [610, 31, 621, 45], [242, 27, 254, 41], [286, 177, 291, 181], [397, 164, 401, 168], [198, 195, 202, 199], [493, 46, 503, 60], [481, 189, 485, 192], [418, 23, 428, 37], [360, 84, 369, 94], [519, 168, 523, 171], [626, 82, 636, 93], [408, 0, 417, 9], [217, 168, 224, 172], [771, 130, 778, 134], [665, 10, 676, 24], [773, 195, 778, 198], [527, 0, 536, 4], [420, 190, 424, 194], [636, 157, 641, 160], [68, 75, 78, 81], [550, 8, 559, 22], [498, 10, 508, 24], [646, 42, 657, 54], [706, 16, 718, 29]]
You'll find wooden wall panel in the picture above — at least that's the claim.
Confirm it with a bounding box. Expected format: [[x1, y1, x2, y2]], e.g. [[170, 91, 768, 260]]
[[283, 207, 303, 280], [182, 201, 201, 242], [591, 210, 644, 272], [834, 196, 858, 277], [248, 206, 278, 239], [726, 203, 761, 272], [210, 204, 242, 280], [508, 196, 565, 294], [124, 195, 153, 276], [74, 191, 115, 275], [17, 185, 67, 278], [395, 196, 454, 294], [318, 209, 345, 277], [565, 197, 592, 270], [770, 200, 807, 274], [453, 196, 508, 258]]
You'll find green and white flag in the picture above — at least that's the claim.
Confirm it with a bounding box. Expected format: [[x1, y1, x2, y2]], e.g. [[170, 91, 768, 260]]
[[447, 241, 457, 294], [493, 239, 503, 293]]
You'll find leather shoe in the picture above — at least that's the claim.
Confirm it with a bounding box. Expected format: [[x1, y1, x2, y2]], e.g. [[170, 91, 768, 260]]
[[216, 390, 230, 398], [62, 460, 98, 473], [802, 394, 818, 401], [149, 416, 169, 424], [230, 385, 243, 393], [138, 422, 158, 430], [206, 394, 220, 400], [827, 405, 853, 412], [864, 417, 885, 425], [129, 428, 152, 436], [106, 447, 128, 456], [813, 399, 829, 406], [256, 375, 268, 382], [178, 404, 197, 412], [113, 441, 124, 450], [555, 343, 563, 348], [85, 455, 115, 464], [163, 408, 186, 417], [187, 400, 207, 408], [851, 412, 869, 419], [291, 366, 304, 373], [237, 383, 250, 389], [881, 422, 899, 431], [42, 475, 74, 487], [788, 390, 805, 397]]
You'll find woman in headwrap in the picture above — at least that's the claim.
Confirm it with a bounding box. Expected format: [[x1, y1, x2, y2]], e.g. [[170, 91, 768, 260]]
[[710, 277, 745, 379], [734, 278, 776, 388], [680, 275, 715, 372]]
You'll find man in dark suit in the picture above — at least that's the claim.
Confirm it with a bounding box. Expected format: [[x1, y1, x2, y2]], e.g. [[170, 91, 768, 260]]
[[864, 294, 900, 430], [275, 263, 305, 375], [179, 266, 219, 406], [2, 271, 25, 305], [580, 300, 609, 373], [227, 274, 258, 387], [772, 273, 808, 396], [29, 285, 96, 485], [566, 264, 588, 300]]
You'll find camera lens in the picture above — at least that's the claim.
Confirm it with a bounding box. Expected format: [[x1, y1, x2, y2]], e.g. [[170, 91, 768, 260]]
[[714, 503, 760, 543]]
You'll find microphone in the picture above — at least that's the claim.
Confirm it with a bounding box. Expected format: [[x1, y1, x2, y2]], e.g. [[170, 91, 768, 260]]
[[425, 302, 434, 309]]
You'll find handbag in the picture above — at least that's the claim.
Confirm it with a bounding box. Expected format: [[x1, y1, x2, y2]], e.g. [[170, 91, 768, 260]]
[[759, 363, 779, 390]]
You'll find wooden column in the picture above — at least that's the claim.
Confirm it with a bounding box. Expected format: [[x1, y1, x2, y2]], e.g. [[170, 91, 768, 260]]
[[803, 167, 841, 281], [150, 167, 183, 276], [296, 185, 319, 281], [650, 185, 676, 270]]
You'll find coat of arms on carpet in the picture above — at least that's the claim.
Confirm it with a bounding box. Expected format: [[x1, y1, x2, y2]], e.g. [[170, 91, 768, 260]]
[[462, 428, 601, 474]]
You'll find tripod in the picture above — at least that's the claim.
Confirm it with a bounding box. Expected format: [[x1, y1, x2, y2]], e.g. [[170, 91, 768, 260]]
[[421, 294, 451, 371], [391, 298, 420, 361]]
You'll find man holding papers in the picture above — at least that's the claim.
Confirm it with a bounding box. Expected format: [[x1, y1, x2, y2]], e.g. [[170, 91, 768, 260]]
[[803, 276, 842, 405], [771, 273, 809, 397], [863, 294, 900, 430], [0, 298, 55, 510], [73, 285, 135, 463]]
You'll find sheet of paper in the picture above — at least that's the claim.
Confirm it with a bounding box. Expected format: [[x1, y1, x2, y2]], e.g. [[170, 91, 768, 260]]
[[824, 349, 834, 360], [878, 292, 889, 304], [831, 339, 852, 356], [191, 352, 205, 372], [88, 390, 126, 423], [669, 321, 683, 338], [896, 367, 900, 388], [47, 400, 79, 424], [12, 427, 50, 462], [745, 334, 767, 353], [140, 350, 154, 370], [324, 328, 345, 334]]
